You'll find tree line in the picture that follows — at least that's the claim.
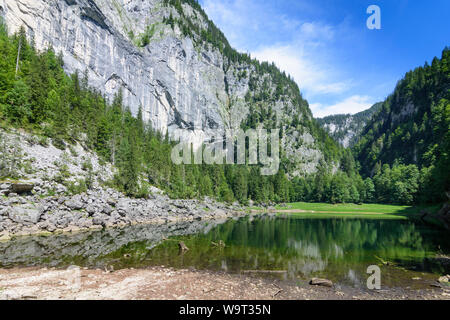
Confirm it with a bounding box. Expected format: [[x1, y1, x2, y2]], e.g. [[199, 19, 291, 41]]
[[353, 48, 450, 204], [0, 21, 447, 206]]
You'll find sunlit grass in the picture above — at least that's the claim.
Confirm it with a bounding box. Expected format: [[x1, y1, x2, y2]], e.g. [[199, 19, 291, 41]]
[[274, 202, 442, 219]]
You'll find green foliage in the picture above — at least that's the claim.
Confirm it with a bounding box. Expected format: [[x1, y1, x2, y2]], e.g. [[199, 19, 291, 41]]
[[354, 48, 450, 204], [66, 178, 88, 195], [136, 24, 158, 47], [0, 16, 446, 206], [0, 132, 23, 179]]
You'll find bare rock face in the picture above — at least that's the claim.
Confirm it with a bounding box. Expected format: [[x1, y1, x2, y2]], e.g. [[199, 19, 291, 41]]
[[0, 0, 326, 175], [0, 0, 229, 149], [8, 206, 42, 224]]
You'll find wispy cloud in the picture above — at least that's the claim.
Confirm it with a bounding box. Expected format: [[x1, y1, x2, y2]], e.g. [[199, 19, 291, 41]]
[[253, 43, 352, 96], [202, 0, 375, 118]]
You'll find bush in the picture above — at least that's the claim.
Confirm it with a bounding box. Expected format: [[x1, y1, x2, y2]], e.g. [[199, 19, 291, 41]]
[[0, 133, 23, 179], [66, 179, 88, 195], [52, 137, 66, 150]]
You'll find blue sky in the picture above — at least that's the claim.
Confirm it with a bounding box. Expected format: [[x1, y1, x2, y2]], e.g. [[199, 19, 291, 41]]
[[199, 0, 450, 117]]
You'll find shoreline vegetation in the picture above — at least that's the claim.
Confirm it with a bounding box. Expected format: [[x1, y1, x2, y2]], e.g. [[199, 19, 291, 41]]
[[251, 202, 444, 222]]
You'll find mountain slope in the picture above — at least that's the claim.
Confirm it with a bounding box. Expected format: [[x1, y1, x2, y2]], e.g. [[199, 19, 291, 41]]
[[317, 102, 382, 147], [0, 0, 343, 177], [353, 48, 450, 203]]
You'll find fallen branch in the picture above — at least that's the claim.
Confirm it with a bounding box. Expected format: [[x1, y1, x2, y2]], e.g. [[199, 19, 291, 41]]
[[272, 283, 283, 298], [211, 240, 226, 248], [242, 270, 287, 274]]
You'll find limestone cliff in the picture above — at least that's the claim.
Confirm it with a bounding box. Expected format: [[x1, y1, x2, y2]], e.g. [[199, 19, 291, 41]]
[[0, 0, 333, 175]]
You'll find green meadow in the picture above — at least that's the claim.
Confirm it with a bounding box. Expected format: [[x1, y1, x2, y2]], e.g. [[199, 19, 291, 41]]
[[273, 202, 442, 220]]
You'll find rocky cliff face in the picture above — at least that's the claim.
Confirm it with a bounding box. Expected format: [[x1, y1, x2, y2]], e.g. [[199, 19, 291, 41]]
[[317, 102, 382, 148], [0, 0, 328, 175]]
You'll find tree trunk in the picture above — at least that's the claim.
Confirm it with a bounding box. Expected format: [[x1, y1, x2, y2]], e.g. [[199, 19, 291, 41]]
[[15, 38, 22, 78]]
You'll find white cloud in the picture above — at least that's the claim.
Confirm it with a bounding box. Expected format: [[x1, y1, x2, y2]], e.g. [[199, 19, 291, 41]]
[[299, 22, 335, 41], [203, 1, 350, 97], [310, 95, 375, 118], [202, 0, 377, 118], [253, 44, 351, 96]]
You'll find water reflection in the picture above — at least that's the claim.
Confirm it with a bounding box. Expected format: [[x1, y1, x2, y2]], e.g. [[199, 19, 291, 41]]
[[139, 216, 450, 287], [1, 215, 449, 288]]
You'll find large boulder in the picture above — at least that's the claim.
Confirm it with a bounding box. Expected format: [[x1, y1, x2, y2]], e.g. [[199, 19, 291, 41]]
[[8, 206, 42, 224], [438, 275, 450, 284], [0, 183, 11, 191], [10, 183, 34, 194]]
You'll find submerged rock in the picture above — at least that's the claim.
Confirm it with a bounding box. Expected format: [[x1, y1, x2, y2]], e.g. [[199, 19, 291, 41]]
[[309, 278, 333, 288]]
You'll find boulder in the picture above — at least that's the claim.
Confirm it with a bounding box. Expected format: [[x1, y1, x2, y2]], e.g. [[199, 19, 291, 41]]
[[11, 183, 34, 194], [309, 278, 333, 287], [86, 204, 98, 215], [65, 200, 84, 210], [92, 214, 106, 226], [8, 206, 42, 224], [149, 186, 164, 195], [106, 198, 117, 207], [102, 205, 114, 215], [77, 218, 93, 229]]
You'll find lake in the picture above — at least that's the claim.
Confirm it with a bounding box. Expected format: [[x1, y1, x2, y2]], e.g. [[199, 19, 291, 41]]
[[1, 214, 449, 289]]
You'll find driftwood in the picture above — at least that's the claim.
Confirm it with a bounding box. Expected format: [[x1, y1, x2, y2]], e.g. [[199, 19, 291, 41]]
[[272, 283, 283, 298], [309, 278, 333, 287], [211, 240, 225, 248], [374, 255, 397, 266], [178, 241, 189, 252], [104, 265, 114, 273], [242, 270, 287, 274]]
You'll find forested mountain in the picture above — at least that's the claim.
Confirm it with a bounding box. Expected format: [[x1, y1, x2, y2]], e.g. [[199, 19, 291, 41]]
[[317, 102, 382, 147], [0, 0, 448, 207], [0, 0, 348, 204], [0, 0, 343, 178], [353, 48, 450, 203]]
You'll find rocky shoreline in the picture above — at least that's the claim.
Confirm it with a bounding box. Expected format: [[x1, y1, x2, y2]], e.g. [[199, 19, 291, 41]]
[[1, 266, 449, 300], [0, 183, 246, 242], [0, 129, 250, 242]]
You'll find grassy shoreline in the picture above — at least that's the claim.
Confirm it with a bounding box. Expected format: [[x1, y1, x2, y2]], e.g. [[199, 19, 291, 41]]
[[266, 202, 443, 220]]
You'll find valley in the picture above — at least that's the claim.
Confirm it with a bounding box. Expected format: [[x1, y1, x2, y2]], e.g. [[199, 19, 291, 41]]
[[0, 0, 448, 302]]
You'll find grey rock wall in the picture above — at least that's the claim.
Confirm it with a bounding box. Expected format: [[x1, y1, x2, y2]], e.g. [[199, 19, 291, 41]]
[[1, 0, 325, 174]]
